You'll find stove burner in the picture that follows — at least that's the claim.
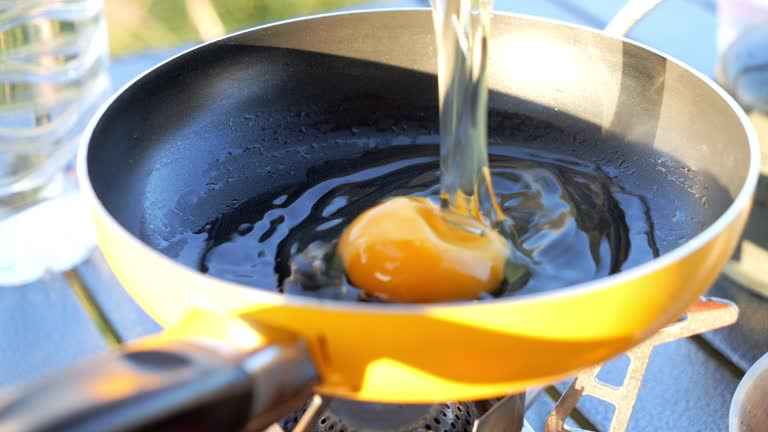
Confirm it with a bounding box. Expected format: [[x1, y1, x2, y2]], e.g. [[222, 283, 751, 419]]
[[281, 399, 480, 432]]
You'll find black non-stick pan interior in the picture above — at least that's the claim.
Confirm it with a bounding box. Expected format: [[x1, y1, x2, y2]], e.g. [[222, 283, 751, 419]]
[[87, 13, 745, 297]]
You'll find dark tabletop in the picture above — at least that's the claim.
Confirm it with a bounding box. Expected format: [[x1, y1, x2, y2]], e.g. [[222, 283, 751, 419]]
[[2, 1, 766, 431]]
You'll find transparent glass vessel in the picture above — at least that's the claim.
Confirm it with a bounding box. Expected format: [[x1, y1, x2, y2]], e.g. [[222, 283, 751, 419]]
[[0, 0, 110, 199], [716, 0, 768, 113]]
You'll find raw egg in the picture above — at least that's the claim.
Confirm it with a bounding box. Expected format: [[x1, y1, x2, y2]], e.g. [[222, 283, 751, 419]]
[[337, 196, 509, 302]]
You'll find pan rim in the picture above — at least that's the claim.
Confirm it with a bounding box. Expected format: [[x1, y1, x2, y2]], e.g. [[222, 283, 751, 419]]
[[77, 8, 761, 314]]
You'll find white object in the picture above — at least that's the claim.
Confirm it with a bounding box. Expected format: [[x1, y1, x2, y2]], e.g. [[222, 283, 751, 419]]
[[0, 192, 95, 286]]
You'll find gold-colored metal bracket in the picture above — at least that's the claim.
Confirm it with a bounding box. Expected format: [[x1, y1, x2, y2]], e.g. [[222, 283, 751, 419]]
[[543, 297, 739, 432], [291, 395, 332, 432]]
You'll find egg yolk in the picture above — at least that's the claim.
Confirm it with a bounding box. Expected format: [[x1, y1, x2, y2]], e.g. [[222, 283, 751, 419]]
[[337, 196, 509, 302]]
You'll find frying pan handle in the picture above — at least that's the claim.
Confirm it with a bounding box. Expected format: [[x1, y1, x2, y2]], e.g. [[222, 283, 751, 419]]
[[605, 0, 665, 37], [0, 325, 318, 431]]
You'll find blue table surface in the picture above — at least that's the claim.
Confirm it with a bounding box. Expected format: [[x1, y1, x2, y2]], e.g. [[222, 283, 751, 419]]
[[2, 1, 766, 431]]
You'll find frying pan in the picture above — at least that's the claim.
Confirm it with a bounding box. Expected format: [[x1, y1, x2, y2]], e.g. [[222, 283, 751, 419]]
[[0, 8, 760, 432]]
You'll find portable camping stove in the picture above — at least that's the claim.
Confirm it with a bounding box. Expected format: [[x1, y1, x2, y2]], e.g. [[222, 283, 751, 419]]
[[262, 297, 737, 432]]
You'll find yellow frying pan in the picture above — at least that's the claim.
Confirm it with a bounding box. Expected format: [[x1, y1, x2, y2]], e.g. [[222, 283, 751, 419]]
[[0, 9, 759, 432]]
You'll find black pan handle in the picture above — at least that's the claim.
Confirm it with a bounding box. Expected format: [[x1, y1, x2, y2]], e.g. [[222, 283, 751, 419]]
[[0, 333, 318, 431]]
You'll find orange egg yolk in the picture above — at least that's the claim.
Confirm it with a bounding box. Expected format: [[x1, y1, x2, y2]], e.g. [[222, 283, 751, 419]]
[[337, 196, 509, 303]]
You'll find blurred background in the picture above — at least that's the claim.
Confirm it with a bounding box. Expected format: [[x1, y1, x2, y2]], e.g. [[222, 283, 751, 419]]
[[105, 0, 393, 58]]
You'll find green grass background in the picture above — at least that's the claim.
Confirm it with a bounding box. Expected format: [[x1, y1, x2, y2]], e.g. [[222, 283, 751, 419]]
[[106, 0, 370, 57]]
